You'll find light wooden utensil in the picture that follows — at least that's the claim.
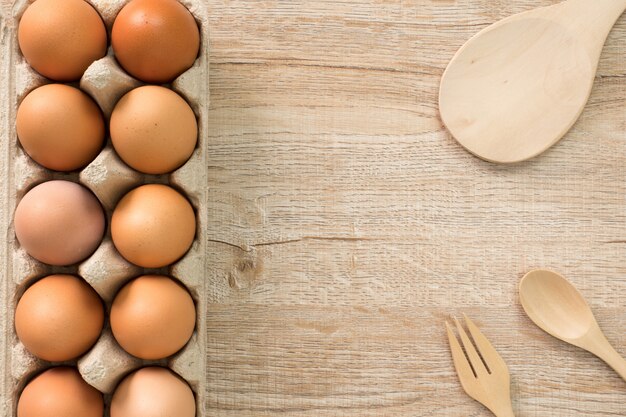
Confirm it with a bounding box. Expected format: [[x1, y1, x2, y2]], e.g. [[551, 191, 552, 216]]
[[439, 0, 626, 163], [520, 269, 626, 381], [446, 315, 515, 417]]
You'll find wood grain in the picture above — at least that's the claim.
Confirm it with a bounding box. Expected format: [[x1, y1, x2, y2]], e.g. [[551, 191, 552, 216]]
[[4, 0, 626, 415], [203, 1, 625, 415]]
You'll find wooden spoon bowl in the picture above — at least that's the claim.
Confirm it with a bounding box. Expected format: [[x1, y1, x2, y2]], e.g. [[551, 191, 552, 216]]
[[439, 0, 626, 163], [519, 269, 626, 381]]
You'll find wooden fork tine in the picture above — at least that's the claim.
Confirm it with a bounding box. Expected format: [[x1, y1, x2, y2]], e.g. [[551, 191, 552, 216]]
[[447, 316, 515, 417], [454, 317, 489, 378], [464, 314, 509, 374], [445, 321, 476, 386]]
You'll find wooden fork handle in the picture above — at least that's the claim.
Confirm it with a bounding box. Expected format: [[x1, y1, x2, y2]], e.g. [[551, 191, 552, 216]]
[[491, 404, 516, 417], [488, 396, 515, 417]]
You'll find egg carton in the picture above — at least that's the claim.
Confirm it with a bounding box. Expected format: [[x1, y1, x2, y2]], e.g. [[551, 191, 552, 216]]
[[0, 0, 209, 415]]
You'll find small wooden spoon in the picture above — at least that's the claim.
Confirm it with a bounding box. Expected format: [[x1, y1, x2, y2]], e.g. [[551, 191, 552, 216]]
[[439, 0, 626, 163], [519, 269, 626, 381]]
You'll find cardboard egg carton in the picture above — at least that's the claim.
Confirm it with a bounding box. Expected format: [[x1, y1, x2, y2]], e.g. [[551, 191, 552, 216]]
[[0, 0, 209, 415]]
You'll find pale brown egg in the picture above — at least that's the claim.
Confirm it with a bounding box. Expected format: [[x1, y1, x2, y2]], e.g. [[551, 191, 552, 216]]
[[111, 184, 195, 268], [111, 367, 195, 417], [14, 180, 105, 266], [18, 0, 107, 81], [111, 0, 200, 83], [15, 275, 104, 362], [111, 275, 195, 359], [17, 84, 104, 171], [18, 367, 103, 417], [110, 86, 197, 174]]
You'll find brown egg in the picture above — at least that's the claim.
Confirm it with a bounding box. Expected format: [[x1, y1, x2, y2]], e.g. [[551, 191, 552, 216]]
[[111, 367, 195, 417], [110, 86, 197, 174], [18, 367, 103, 417], [111, 184, 195, 268], [18, 0, 107, 81], [111, 0, 200, 83], [15, 275, 104, 362], [111, 275, 195, 359], [17, 84, 104, 171], [14, 180, 105, 266]]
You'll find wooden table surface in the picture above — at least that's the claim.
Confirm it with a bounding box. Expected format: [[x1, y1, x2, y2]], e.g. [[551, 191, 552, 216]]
[[204, 1, 626, 415], [3, 0, 624, 415]]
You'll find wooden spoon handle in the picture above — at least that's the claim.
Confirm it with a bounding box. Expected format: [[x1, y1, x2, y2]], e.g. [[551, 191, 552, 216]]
[[572, 0, 626, 15], [597, 343, 626, 382], [584, 325, 626, 381], [558, 0, 626, 42]]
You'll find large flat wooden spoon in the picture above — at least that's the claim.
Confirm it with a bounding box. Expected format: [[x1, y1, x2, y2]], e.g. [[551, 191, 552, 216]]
[[439, 0, 626, 163]]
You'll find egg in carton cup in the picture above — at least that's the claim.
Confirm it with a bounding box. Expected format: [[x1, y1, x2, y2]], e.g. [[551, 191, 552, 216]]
[[0, 0, 209, 414]]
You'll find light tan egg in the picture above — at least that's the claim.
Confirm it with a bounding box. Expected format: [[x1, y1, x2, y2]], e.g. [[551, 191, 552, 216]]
[[17, 84, 104, 172], [111, 0, 200, 83], [111, 275, 196, 359], [18, 0, 107, 81], [111, 367, 195, 417], [18, 367, 103, 417], [111, 184, 196, 268], [110, 86, 197, 174], [15, 275, 104, 362], [14, 180, 105, 266]]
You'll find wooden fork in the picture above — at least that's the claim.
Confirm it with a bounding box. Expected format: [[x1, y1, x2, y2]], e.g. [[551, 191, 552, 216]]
[[446, 315, 515, 417]]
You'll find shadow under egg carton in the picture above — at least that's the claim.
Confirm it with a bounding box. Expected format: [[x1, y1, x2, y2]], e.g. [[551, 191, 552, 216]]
[[0, 0, 209, 415]]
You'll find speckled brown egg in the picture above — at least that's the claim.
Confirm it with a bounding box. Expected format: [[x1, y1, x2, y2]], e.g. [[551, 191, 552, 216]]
[[18, 0, 107, 81], [110, 86, 197, 174], [18, 367, 103, 417], [111, 0, 200, 83], [111, 367, 195, 417], [111, 275, 195, 359], [15, 275, 104, 362], [17, 84, 104, 171], [14, 180, 105, 266], [111, 184, 195, 268]]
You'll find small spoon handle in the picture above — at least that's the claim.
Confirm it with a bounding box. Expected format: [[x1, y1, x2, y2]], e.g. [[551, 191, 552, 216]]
[[585, 325, 626, 382], [597, 343, 626, 382]]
